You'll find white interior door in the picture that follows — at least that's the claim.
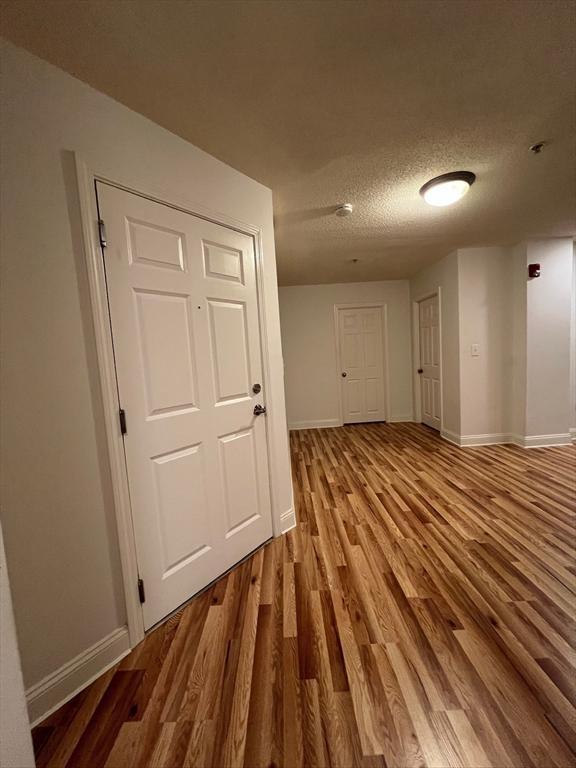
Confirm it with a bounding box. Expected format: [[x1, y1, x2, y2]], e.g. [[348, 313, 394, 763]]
[[338, 306, 386, 424], [418, 294, 441, 431], [97, 182, 273, 629]]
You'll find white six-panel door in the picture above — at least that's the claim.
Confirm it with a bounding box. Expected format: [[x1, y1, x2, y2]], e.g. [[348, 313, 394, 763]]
[[97, 182, 272, 629], [338, 306, 386, 424], [418, 294, 441, 431]]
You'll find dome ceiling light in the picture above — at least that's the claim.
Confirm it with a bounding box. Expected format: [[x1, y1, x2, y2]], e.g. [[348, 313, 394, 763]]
[[419, 171, 476, 207]]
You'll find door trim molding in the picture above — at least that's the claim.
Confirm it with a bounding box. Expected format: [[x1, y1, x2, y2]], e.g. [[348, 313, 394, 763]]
[[74, 153, 281, 649], [412, 289, 444, 433], [333, 302, 390, 425]]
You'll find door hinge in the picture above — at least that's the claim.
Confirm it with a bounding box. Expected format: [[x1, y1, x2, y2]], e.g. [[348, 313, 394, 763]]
[[98, 219, 108, 248], [138, 578, 146, 604], [119, 408, 127, 435]]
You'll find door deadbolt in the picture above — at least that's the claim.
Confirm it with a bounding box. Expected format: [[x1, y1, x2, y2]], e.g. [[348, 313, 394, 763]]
[[252, 383, 262, 394]]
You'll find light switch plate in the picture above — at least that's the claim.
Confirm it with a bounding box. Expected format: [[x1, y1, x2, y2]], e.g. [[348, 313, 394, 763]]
[[471, 343, 480, 357]]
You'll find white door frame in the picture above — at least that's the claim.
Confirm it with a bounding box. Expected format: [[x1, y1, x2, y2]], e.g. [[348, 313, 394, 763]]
[[74, 153, 279, 648], [333, 302, 390, 425], [412, 288, 443, 431]]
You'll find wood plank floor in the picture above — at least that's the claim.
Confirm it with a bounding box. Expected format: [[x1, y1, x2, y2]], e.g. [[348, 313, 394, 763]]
[[32, 423, 576, 768]]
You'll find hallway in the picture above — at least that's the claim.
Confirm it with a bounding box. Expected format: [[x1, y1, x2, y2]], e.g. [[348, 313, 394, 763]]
[[32, 424, 576, 767]]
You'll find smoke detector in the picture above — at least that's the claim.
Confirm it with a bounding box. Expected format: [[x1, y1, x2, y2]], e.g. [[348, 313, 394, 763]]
[[336, 203, 353, 217]]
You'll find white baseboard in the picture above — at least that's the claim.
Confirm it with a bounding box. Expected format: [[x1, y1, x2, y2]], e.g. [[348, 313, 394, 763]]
[[440, 428, 461, 446], [459, 433, 512, 447], [569, 427, 576, 443], [289, 416, 415, 430], [280, 507, 297, 533], [26, 626, 130, 727], [516, 433, 572, 448], [288, 418, 342, 431], [441, 430, 572, 449], [442, 430, 514, 447]]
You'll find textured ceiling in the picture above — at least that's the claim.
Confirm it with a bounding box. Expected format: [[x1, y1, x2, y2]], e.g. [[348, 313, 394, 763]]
[[1, 0, 575, 285]]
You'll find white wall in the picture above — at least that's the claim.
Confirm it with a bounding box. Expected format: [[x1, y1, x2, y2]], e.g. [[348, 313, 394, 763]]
[[571, 243, 576, 436], [457, 247, 512, 437], [410, 240, 574, 446], [0, 38, 292, 709], [508, 239, 574, 443], [0, 524, 35, 768], [510, 243, 528, 439], [279, 281, 413, 428], [410, 251, 461, 436], [524, 239, 573, 440]]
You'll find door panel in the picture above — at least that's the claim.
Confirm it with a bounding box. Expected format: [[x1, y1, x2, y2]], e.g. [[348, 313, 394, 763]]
[[207, 300, 251, 402], [366, 378, 380, 414], [203, 241, 244, 283], [418, 295, 441, 431], [134, 291, 198, 417], [342, 332, 361, 368], [432, 379, 441, 422], [346, 378, 363, 420], [338, 306, 386, 424], [364, 332, 379, 367], [97, 182, 273, 629], [152, 443, 211, 576], [219, 428, 261, 537], [127, 219, 186, 271]]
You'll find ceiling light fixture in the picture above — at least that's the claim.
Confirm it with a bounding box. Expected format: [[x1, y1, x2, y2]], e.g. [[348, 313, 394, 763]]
[[419, 171, 476, 207], [336, 203, 353, 216]]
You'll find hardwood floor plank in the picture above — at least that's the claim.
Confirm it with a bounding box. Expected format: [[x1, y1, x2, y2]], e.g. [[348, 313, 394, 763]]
[[331, 589, 383, 756], [64, 670, 144, 768], [445, 710, 491, 768], [370, 642, 427, 767], [148, 722, 176, 768], [103, 722, 141, 768], [183, 719, 216, 768], [32, 424, 575, 767], [301, 679, 329, 767], [243, 604, 275, 767], [282, 636, 304, 768], [455, 628, 574, 767], [385, 642, 447, 768], [220, 549, 264, 768], [40, 667, 117, 768]]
